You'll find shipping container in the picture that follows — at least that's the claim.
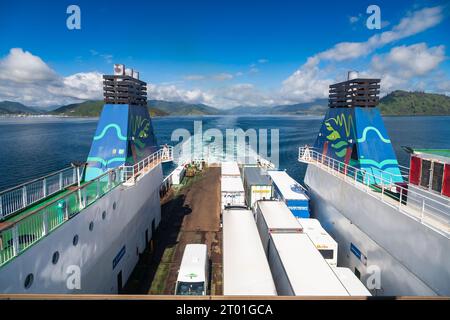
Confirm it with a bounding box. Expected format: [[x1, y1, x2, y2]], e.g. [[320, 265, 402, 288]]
[[243, 167, 272, 208], [171, 165, 186, 185], [331, 267, 371, 296], [175, 244, 209, 296], [255, 201, 302, 253], [222, 208, 277, 296], [267, 233, 349, 296], [221, 161, 241, 177], [221, 176, 245, 208], [268, 170, 310, 218], [297, 218, 338, 266]]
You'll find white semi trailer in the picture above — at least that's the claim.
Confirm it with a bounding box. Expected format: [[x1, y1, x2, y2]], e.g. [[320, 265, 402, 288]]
[[222, 208, 277, 296], [332, 267, 371, 296], [298, 218, 338, 266], [221, 176, 245, 209], [267, 232, 349, 296], [255, 200, 303, 254]]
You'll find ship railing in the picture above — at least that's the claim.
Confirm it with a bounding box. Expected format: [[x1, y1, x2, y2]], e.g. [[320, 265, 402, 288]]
[[0, 167, 78, 221], [0, 166, 123, 267], [0, 147, 174, 267], [122, 146, 173, 184], [298, 147, 450, 236], [160, 145, 174, 163]]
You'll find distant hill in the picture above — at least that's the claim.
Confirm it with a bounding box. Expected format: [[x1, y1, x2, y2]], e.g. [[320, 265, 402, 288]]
[[2, 91, 450, 117], [271, 99, 328, 115], [147, 100, 220, 115], [148, 107, 170, 117], [378, 90, 450, 115], [225, 99, 328, 115], [50, 100, 104, 117], [0, 101, 40, 115], [49, 100, 169, 117]]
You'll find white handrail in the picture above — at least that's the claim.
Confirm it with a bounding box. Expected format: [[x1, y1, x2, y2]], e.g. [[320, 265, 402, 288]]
[[298, 146, 450, 236], [0, 147, 174, 267], [121, 146, 173, 183], [0, 167, 78, 220]]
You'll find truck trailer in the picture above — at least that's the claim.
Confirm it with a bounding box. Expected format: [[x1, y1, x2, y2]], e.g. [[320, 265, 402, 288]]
[[268, 170, 310, 218], [221, 176, 245, 209], [297, 218, 338, 266], [243, 166, 273, 208], [221, 161, 241, 177], [222, 208, 277, 296], [266, 233, 349, 296], [255, 200, 303, 254]]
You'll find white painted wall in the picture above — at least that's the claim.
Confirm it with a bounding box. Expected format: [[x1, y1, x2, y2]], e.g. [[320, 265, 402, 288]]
[[0, 164, 163, 294], [305, 164, 449, 296]]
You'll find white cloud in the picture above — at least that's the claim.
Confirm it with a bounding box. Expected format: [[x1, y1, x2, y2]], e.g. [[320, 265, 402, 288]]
[[147, 84, 214, 105], [281, 57, 332, 103], [368, 43, 446, 94], [212, 73, 233, 81], [146, 82, 288, 108], [437, 80, 450, 96], [57, 72, 103, 101], [184, 73, 234, 81], [319, 6, 443, 62], [349, 14, 361, 24], [184, 74, 205, 81], [208, 84, 287, 108], [0, 48, 58, 83], [371, 43, 445, 78], [0, 48, 103, 107], [0, 5, 447, 110], [100, 54, 113, 64], [281, 6, 445, 102], [90, 49, 113, 64]]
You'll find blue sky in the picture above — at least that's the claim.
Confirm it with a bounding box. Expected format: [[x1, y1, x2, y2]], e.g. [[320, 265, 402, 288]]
[[0, 0, 449, 108]]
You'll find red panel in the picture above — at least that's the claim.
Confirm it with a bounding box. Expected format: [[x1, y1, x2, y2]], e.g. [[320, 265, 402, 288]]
[[322, 141, 328, 164], [409, 156, 421, 185], [344, 147, 352, 165], [442, 164, 450, 197], [343, 147, 352, 175]]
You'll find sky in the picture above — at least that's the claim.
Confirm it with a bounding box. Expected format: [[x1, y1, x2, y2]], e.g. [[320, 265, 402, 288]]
[[0, 0, 449, 108]]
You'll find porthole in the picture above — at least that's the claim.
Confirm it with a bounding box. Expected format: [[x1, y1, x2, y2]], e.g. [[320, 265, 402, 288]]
[[113, 202, 117, 210], [52, 251, 59, 265], [102, 211, 106, 220], [73, 235, 79, 246], [24, 273, 34, 289], [89, 221, 94, 231]]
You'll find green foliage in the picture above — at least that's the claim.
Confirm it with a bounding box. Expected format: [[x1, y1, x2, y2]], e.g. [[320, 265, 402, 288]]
[[0, 101, 40, 114], [379, 90, 450, 115], [49, 100, 104, 117], [49, 100, 169, 117]]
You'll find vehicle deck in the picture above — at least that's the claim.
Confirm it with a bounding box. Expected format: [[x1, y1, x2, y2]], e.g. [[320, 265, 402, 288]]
[[123, 166, 223, 295]]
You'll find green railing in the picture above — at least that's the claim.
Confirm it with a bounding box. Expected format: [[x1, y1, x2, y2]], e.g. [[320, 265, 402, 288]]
[[0, 147, 174, 267], [0, 167, 123, 266]]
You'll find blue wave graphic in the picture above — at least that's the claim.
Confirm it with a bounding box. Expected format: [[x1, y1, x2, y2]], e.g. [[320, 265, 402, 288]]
[[94, 124, 127, 141], [357, 126, 391, 143]]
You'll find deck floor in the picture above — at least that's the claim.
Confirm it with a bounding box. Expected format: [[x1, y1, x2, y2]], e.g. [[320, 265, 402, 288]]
[[123, 166, 223, 295]]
